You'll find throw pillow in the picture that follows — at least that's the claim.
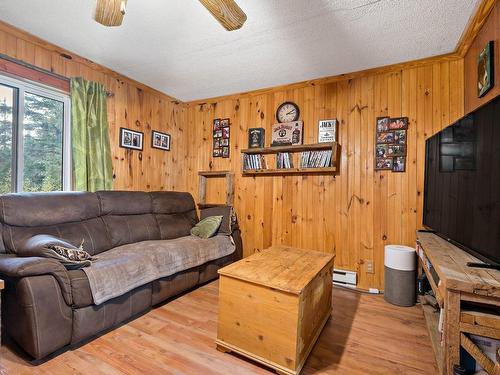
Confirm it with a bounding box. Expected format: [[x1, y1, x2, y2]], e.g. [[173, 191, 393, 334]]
[[200, 206, 235, 235], [19, 234, 94, 270], [190, 216, 223, 239]]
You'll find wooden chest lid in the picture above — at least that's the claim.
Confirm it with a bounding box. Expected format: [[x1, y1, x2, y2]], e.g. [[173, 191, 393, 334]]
[[218, 246, 334, 294]]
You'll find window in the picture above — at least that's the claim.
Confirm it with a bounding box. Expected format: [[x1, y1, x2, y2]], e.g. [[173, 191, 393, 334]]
[[0, 74, 71, 193]]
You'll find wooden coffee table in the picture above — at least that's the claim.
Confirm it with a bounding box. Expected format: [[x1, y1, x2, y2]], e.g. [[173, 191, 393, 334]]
[[216, 246, 335, 375]]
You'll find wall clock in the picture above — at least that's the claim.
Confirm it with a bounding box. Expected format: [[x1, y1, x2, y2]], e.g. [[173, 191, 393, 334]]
[[276, 102, 300, 123]]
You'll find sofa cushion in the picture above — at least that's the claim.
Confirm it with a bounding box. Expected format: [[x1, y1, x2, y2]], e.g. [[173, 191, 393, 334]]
[[0, 192, 100, 227], [82, 235, 235, 305], [103, 214, 161, 248], [156, 213, 197, 240], [97, 191, 153, 215], [3, 217, 112, 256], [150, 191, 196, 214]]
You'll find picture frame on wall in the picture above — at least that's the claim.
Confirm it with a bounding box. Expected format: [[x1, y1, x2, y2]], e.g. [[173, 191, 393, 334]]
[[248, 128, 265, 148], [151, 130, 171, 151], [478, 40, 494, 98], [388, 117, 408, 130], [393, 157, 406, 172], [120, 127, 144, 151], [214, 118, 221, 130], [376, 117, 390, 132], [318, 119, 338, 143], [376, 132, 394, 144], [375, 158, 393, 170]]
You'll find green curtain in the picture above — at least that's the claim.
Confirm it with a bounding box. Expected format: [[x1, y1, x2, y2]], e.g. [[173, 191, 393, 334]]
[[71, 77, 113, 191]]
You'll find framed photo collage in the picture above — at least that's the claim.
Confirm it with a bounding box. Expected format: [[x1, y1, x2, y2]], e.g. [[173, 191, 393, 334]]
[[375, 117, 408, 172]]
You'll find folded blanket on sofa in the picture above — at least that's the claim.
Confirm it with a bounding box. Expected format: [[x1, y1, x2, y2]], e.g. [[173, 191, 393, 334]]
[[83, 235, 235, 305]]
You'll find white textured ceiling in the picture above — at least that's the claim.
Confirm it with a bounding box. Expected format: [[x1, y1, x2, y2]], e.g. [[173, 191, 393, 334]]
[[0, 0, 479, 101]]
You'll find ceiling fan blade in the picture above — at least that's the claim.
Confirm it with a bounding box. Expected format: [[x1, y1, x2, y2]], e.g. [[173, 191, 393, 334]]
[[94, 0, 127, 27], [198, 0, 247, 31]]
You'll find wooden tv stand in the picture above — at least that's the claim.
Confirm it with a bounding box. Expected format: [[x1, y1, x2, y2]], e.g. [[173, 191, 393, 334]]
[[416, 232, 500, 375]]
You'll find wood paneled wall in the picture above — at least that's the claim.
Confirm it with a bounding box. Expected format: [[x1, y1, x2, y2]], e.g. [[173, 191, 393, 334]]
[[464, 0, 500, 113], [0, 21, 188, 192], [185, 59, 464, 290], [0, 18, 477, 290]]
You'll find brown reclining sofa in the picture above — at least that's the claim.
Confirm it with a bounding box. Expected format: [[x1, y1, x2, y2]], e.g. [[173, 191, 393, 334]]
[[0, 190, 242, 360]]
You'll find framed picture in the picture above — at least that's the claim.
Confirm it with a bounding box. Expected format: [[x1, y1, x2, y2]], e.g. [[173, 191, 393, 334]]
[[318, 119, 338, 143], [120, 127, 143, 151], [393, 157, 406, 172], [151, 130, 171, 151], [248, 128, 265, 148], [220, 138, 229, 147], [376, 144, 389, 158], [220, 118, 230, 127], [376, 117, 390, 132], [375, 158, 393, 170], [214, 129, 223, 138], [376, 131, 394, 144], [478, 41, 494, 98], [388, 144, 406, 157], [214, 139, 220, 148], [222, 146, 230, 158], [222, 127, 230, 139], [388, 117, 409, 130], [213, 118, 221, 130], [394, 129, 407, 144], [213, 148, 222, 157]]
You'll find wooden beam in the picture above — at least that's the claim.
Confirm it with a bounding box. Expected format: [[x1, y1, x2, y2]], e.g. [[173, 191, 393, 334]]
[[455, 0, 497, 57], [198, 0, 247, 31]]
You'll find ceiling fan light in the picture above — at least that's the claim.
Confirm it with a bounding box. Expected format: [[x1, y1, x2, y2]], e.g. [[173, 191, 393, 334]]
[[94, 0, 127, 27]]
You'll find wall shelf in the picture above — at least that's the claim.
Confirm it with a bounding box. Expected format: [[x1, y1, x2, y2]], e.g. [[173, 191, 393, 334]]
[[241, 142, 340, 176]]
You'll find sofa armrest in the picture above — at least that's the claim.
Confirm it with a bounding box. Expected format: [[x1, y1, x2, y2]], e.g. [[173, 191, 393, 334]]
[[0, 256, 72, 305]]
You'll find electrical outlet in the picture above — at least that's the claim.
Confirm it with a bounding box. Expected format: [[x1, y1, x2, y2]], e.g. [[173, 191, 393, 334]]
[[366, 260, 374, 274]]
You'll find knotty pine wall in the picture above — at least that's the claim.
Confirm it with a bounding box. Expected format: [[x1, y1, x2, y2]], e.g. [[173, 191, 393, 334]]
[[0, 20, 470, 290], [185, 58, 464, 290], [0, 21, 188, 192]]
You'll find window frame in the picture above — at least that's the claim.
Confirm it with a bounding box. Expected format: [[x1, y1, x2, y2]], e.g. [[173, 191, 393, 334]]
[[0, 73, 71, 192]]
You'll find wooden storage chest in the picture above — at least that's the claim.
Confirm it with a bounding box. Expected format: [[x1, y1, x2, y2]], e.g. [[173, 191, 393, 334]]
[[216, 246, 335, 375]]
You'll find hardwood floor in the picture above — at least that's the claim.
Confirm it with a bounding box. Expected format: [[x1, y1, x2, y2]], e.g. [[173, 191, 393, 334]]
[[0, 281, 438, 374]]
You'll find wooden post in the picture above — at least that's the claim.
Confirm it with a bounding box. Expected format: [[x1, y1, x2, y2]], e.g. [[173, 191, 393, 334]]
[[445, 290, 461, 374]]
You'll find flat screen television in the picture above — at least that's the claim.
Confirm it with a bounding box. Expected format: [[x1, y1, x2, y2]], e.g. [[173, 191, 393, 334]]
[[423, 95, 500, 266]]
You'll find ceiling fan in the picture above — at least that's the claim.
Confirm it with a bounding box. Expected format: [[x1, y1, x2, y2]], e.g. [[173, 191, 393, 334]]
[[93, 0, 247, 31]]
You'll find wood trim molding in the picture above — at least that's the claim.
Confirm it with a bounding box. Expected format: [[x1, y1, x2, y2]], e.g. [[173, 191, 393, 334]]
[[455, 0, 497, 57], [0, 54, 70, 92]]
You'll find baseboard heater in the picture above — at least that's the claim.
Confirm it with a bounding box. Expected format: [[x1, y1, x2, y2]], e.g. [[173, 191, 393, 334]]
[[332, 268, 357, 288]]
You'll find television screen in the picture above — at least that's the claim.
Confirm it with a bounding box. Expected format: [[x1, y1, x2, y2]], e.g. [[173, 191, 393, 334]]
[[423, 96, 500, 265]]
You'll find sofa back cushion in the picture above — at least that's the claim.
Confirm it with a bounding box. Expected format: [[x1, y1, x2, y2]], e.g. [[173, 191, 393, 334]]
[[98, 191, 161, 248], [0, 223, 5, 253], [150, 191, 198, 240], [0, 192, 111, 255], [0, 192, 100, 226]]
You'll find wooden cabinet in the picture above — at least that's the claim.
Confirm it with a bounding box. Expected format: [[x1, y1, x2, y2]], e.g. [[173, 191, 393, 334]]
[[216, 246, 335, 375], [417, 232, 500, 375]]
